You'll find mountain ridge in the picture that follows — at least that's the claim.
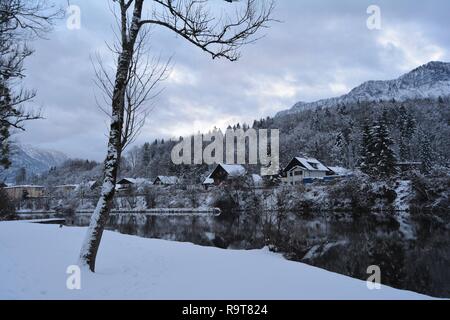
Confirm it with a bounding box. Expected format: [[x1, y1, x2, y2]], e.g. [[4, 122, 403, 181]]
[[0, 144, 68, 183], [276, 61, 450, 117]]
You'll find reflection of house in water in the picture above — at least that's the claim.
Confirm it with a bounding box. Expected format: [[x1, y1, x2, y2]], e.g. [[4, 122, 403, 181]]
[[153, 176, 179, 186], [4, 185, 46, 200]]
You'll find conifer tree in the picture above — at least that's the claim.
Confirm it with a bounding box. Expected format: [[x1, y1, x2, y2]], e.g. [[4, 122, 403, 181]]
[[398, 105, 416, 161], [372, 120, 397, 178], [418, 129, 433, 174], [359, 122, 374, 175]]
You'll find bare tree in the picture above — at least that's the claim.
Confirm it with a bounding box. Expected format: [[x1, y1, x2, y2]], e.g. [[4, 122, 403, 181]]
[[79, 0, 276, 272], [0, 0, 61, 167], [93, 28, 171, 151]]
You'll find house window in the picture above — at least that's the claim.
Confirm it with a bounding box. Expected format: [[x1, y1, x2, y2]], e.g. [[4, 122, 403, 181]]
[[294, 170, 303, 176]]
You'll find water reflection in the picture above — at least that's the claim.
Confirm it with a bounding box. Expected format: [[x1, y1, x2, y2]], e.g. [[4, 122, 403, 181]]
[[75, 210, 450, 298]]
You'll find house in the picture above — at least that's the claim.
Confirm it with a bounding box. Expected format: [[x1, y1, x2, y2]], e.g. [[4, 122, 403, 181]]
[[251, 174, 263, 188], [202, 177, 214, 190], [153, 176, 179, 186], [54, 184, 79, 196], [207, 164, 246, 185], [117, 178, 151, 191], [395, 161, 422, 172], [282, 157, 333, 185], [85, 180, 99, 190], [4, 185, 46, 200]]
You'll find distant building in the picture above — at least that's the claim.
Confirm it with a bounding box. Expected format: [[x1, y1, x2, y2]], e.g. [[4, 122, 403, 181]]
[[54, 184, 79, 196], [282, 157, 333, 185], [4, 185, 46, 200], [153, 176, 179, 186], [202, 177, 214, 190], [251, 174, 263, 188], [85, 180, 99, 190], [395, 161, 422, 172], [206, 164, 246, 185], [117, 178, 151, 191]]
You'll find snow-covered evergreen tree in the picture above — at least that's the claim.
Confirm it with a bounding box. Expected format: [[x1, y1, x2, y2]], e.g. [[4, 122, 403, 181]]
[[418, 129, 433, 174], [359, 122, 375, 176], [372, 119, 397, 178], [360, 118, 397, 178]]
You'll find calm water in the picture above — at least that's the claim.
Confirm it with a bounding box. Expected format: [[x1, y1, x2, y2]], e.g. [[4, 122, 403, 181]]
[[75, 209, 450, 298]]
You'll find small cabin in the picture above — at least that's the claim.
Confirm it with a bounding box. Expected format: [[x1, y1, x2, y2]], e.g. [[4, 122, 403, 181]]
[[85, 180, 99, 190], [282, 157, 332, 185], [395, 161, 422, 172], [202, 177, 214, 190], [153, 176, 179, 186], [207, 164, 246, 185], [117, 178, 152, 191]]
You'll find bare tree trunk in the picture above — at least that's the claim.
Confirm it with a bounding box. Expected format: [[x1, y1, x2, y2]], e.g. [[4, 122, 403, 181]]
[[78, 53, 129, 271], [79, 1, 144, 272], [78, 0, 273, 272]]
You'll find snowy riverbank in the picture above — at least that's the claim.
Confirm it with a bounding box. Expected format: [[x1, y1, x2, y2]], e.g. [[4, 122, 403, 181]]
[[0, 221, 433, 299]]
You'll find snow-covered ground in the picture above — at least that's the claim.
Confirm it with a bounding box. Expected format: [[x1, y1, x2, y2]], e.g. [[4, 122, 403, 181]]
[[0, 221, 432, 300]]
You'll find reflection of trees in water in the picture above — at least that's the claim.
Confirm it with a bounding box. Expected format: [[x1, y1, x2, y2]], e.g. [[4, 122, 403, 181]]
[[291, 214, 449, 298], [79, 210, 449, 298]]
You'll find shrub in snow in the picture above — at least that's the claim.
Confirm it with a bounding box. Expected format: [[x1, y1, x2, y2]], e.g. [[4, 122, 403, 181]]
[[0, 187, 15, 220]]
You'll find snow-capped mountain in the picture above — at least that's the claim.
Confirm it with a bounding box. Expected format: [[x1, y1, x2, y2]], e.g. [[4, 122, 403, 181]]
[[0, 144, 68, 183], [277, 61, 450, 117]]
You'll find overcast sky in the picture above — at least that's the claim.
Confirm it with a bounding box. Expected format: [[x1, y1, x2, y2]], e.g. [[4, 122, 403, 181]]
[[18, 0, 450, 160]]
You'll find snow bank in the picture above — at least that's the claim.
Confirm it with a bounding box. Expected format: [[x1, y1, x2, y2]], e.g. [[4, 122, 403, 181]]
[[0, 221, 432, 300]]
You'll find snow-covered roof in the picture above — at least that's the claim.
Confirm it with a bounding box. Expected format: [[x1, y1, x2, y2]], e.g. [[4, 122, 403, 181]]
[[396, 162, 422, 165], [203, 177, 214, 185], [154, 176, 179, 185], [294, 157, 330, 172], [327, 166, 353, 176], [87, 181, 98, 188], [218, 164, 246, 177], [54, 184, 79, 188], [251, 174, 263, 186], [118, 178, 151, 185], [4, 185, 45, 189]]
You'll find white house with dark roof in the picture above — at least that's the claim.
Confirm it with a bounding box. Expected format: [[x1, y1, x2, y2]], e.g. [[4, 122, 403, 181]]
[[282, 157, 333, 185]]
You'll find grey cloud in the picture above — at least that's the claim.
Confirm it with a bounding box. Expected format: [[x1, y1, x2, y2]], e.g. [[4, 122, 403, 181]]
[[16, 0, 450, 160]]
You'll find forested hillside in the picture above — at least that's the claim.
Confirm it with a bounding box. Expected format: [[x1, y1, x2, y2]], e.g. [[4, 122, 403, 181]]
[[30, 97, 450, 186]]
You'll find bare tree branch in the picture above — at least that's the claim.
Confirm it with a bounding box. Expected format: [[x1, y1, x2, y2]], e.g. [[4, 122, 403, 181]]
[[138, 0, 276, 61], [93, 27, 171, 152]]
